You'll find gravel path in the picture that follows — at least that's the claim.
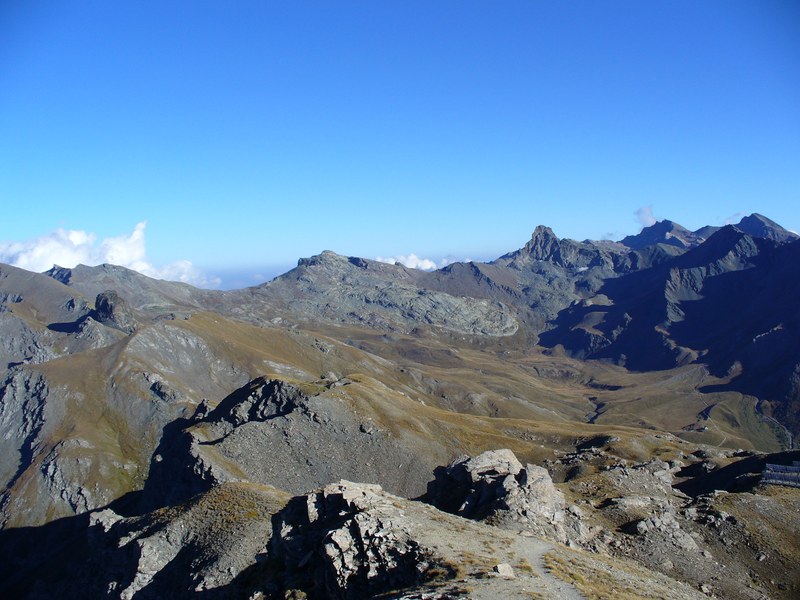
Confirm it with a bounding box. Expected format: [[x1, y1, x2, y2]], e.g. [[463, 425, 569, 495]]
[[515, 536, 585, 600]]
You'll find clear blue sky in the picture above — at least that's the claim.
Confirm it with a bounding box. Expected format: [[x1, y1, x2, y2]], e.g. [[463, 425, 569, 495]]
[[2, 1, 799, 288]]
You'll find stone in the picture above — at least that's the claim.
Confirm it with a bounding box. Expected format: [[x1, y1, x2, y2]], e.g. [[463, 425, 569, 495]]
[[493, 563, 515, 578], [271, 481, 435, 599], [424, 449, 589, 546]]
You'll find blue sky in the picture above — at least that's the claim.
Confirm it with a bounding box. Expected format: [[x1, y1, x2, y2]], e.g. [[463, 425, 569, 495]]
[[1, 1, 799, 288]]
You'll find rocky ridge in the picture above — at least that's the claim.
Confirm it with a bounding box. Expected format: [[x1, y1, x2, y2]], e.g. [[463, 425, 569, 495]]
[[0, 213, 799, 598]]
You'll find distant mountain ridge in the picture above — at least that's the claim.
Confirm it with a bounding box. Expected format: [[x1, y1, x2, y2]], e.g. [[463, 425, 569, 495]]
[[1, 212, 799, 599], [17, 212, 796, 441], [617, 212, 796, 250]]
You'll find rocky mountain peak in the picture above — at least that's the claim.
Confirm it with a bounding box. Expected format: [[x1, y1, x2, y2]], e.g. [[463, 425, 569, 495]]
[[735, 213, 798, 243], [500, 225, 605, 270], [296, 250, 347, 268], [527, 225, 560, 255], [620, 219, 701, 250], [672, 224, 758, 270]]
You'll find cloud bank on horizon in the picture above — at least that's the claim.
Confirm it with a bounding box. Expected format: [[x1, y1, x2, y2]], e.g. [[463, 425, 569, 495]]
[[375, 254, 460, 271], [3, 208, 766, 288], [0, 222, 220, 288], [0, 222, 462, 286]]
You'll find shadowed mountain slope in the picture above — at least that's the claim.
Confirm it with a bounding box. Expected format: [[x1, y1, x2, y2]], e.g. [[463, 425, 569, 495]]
[[539, 226, 800, 439]]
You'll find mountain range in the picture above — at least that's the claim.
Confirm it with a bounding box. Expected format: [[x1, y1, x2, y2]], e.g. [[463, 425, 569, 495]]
[[0, 213, 798, 599]]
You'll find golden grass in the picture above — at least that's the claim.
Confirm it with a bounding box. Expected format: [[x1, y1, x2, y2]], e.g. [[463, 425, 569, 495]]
[[7, 298, 783, 529], [544, 552, 647, 600], [543, 546, 698, 600]]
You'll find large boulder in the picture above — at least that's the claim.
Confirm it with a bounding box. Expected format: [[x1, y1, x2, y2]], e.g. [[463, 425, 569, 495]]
[[425, 449, 591, 545], [271, 481, 439, 599]]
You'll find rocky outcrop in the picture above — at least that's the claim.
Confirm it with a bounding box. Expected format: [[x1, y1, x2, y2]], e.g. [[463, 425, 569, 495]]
[[272, 481, 438, 599], [141, 376, 439, 509], [0, 312, 56, 370], [424, 449, 591, 546], [208, 377, 308, 426], [0, 370, 59, 527], [499, 225, 618, 271], [0, 371, 49, 483], [1, 447, 786, 599], [94, 290, 137, 333]]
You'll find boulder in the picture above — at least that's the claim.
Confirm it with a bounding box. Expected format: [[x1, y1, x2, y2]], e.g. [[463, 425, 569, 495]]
[[425, 449, 591, 545], [271, 481, 437, 599]]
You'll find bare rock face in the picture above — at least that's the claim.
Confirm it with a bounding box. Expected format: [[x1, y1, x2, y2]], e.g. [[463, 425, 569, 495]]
[[94, 290, 137, 333], [0, 370, 76, 528], [0, 370, 50, 490], [505, 225, 616, 270], [210, 377, 308, 426], [425, 449, 591, 546], [271, 481, 437, 599]]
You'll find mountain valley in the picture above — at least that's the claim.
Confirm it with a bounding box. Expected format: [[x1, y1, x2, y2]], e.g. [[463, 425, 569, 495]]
[[0, 214, 798, 599]]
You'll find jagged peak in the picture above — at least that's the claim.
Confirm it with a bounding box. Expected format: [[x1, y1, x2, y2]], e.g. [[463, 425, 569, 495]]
[[45, 264, 73, 284], [519, 225, 562, 263], [531, 224, 558, 238], [496, 225, 617, 271]]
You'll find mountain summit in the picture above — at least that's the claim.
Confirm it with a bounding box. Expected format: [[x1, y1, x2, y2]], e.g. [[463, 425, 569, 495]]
[[620, 213, 797, 251], [735, 212, 798, 242], [620, 219, 704, 249]]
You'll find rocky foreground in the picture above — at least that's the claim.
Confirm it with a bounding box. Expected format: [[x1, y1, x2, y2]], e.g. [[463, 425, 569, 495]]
[[2, 442, 798, 599]]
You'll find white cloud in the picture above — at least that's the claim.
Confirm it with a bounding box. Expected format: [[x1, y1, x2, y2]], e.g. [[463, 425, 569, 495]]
[[723, 211, 745, 225], [635, 205, 657, 228], [375, 254, 472, 271], [97, 221, 149, 272], [0, 222, 219, 288], [375, 253, 439, 270]]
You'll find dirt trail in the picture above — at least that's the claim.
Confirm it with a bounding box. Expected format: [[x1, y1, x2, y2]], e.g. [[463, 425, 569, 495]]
[[515, 537, 585, 600]]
